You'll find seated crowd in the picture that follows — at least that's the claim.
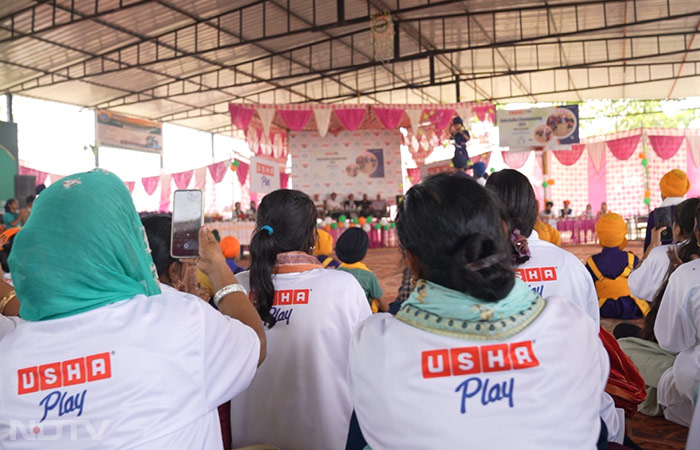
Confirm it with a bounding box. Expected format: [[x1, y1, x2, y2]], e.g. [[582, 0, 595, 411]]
[[0, 167, 699, 449]]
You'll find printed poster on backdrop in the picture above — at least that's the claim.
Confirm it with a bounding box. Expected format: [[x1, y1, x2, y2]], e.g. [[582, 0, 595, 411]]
[[250, 156, 281, 194], [420, 159, 454, 179], [290, 130, 403, 201], [496, 105, 579, 150], [96, 109, 162, 153]]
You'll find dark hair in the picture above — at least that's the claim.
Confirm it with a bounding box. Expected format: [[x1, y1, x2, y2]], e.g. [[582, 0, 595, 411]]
[[26, 195, 36, 206], [485, 169, 538, 238], [141, 214, 177, 278], [638, 198, 700, 342], [249, 189, 317, 327], [4, 198, 17, 213], [396, 173, 514, 301]]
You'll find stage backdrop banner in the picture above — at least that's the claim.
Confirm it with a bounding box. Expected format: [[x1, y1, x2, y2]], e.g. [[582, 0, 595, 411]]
[[497, 105, 579, 150], [250, 156, 280, 194], [420, 159, 454, 179], [96, 109, 162, 153], [290, 130, 402, 200]]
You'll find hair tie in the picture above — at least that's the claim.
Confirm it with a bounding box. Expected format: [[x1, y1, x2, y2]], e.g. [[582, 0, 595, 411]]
[[261, 225, 274, 235]]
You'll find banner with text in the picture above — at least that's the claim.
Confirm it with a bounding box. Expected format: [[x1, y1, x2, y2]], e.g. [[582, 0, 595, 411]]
[[290, 129, 403, 201], [497, 105, 579, 150], [250, 156, 280, 194], [96, 109, 162, 153]]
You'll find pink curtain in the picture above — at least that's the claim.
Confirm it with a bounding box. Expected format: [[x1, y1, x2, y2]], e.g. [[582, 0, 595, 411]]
[[142, 176, 160, 195], [428, 108, 454, 131], [194, 167, 207, 190], [588, 148, 607, 214], [229, 104, 256, 130], [688, 135, 700, 168], [280, 172, 290, 189], [687, 145, 700, 198], [648, 135, 685, 160], [235, 160, 250, 186], [207, 161, 228, 184], [277, 109, 313, 131], [552, 144, 585, 166], [373, 107, 405, 130], [124, 181, 135, 194], [471, 152, 491, 167], [19, 166, 48, 186], [605, 134, 641, 160], [501, 151, 530, 169], [473, 104, 495, 123], [406, 168, 421, 185], [172, 170, 193, 189], [334, 108, 367, 131], [159, 174, 171, 212]]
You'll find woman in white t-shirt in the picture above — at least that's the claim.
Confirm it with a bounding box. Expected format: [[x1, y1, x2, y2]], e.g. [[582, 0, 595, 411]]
[[348, 174, 608, 449], [230, 189, 371, 450], [0, 170, 266, 450]]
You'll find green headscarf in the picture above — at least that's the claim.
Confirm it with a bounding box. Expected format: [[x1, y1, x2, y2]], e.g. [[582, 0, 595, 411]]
[[9, 169, 161, 321]]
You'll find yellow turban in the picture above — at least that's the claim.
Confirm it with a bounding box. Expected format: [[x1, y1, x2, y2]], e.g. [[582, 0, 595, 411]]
[[659, 169, 690, 198], [596, 213, 628, 249], [533, 220, 562, 247], [314, 229, 334, 256]]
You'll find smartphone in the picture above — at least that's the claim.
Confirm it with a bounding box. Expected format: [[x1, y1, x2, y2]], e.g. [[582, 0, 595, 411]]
[[171, 190, 204, 258], [655, 206, 673, 242]]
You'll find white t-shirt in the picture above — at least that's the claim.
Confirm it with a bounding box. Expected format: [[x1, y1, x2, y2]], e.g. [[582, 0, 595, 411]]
[[654, 259, 700, 424], [230, 269, 371, 450], [349, 297, 609, 450], [0, 315, 21, 340], [518, 232, 600, 327], [326, 198, 341, 210], [0, 286, 260, 450], [628, 244, 671, 302]]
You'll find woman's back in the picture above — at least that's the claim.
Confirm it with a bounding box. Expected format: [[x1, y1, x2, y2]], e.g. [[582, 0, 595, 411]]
[[349, 295, 607, 450], [0, 288, 259, 450], [231, 268, 370, 450]]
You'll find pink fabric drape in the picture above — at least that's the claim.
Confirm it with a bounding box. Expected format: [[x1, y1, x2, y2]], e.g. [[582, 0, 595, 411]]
[[124, 181, 135, 194], [473, 104, 495, 123], [687, 145, 700, 198], [605, 134, 641, 160], [235, 161, 250, 186], [194, 167, 207, 190], [373, 108, 405, 130], [229, 105, 256, 130], [427, 109, 454, 131], [280, 172, 290, 189], [648, 135, 685, 160], [207, 161, 228, 184], [552, 144, 585, 166], [406, 168, 421, 185], [277, 109, 313, 131], [142, 176, 160, 195], [159, 174, 171, 212], [501, 151, 530, 169], [688, 135, 700, 168], [172, 170, 193, 189], [588, 148, 607, 214], [19, 166, 48, 186], [333, 108, 367, 131], [471, 152, 491, 167]]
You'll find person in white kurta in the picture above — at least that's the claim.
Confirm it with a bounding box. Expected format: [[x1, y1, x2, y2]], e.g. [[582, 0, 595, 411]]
[[349, 296, 609, 450], [628, 244, 671, 302], [0, 289, 260, 450], [654, 259, 700, 427], [231, 267, 371, 450]]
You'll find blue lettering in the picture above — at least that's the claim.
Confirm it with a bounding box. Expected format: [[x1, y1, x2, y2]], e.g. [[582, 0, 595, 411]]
[[270, 306, 293, 325], [455, 377, 514, 414], [39, 390, 87, 422], [529, 285, 544, 296]]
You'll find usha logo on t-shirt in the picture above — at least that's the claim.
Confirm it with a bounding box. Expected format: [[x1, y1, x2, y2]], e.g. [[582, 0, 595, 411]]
[[249, 289, 310, 306], [421, 341, 539, 379], [516, 267, 558, 282], [17, 353, 112, 395]]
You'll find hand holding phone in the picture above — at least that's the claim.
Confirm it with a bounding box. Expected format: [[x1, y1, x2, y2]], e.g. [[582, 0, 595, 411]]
[[171, 190, 204, 258], [654, 206, 673, 243]]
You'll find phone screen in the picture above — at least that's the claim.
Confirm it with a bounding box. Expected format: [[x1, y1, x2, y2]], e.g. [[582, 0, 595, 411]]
[[655, 206, 673, 242], [171, 190, 203, 258]]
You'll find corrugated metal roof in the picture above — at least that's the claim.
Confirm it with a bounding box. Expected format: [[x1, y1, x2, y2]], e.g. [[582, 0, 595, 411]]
[[0, 0, 697, 135]]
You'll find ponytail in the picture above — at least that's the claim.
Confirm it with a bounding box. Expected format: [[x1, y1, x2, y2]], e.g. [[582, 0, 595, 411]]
[[249, 229, 278, 328]]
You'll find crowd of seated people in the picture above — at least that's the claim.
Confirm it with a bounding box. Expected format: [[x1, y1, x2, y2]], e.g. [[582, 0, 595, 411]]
[[1, 167, 700, 450], [313, 191, 390, 218]]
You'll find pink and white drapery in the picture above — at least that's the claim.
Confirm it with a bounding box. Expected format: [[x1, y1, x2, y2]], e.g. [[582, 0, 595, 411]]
[[605, 134, 641, 160], [124, 181, 135, 194], [280, 172, 290, 189], [501, 150, 531, 169], [277, 109, 313, 131], [194, 167, 207, 190], [172, 170, 193, 189], [587, 142, 606, 173], [374, 107, 405, 130], [142, 176, 160, 195], [473, 104, 495, 123], [208, 161, 229, 183], [406, 168, 421, 186], [159, 174, 172, 212], [228, 105, 256, 130], [687, 144, 700, 198], [588, 147, 607, 211], [313, 106, 333, 137], [470, 152, 491, 167], [552, 144, 585, 166], [334, 108, 367, 131], [19, 166, 48, 185], [235, 160, 250, 186], [648, 135, 685, 160], [425, 109, 454, 131], [687, 134, 700, 168]]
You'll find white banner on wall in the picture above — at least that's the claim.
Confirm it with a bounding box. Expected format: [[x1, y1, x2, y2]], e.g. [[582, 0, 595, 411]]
[[496, 105, 579, 150], [95, 109, 162, 153], [290, 129, 403, 201], [250, 156, 280, 194]]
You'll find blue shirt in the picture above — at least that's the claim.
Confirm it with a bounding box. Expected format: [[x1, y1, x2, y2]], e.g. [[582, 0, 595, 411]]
[[2, 212, 18, 228]]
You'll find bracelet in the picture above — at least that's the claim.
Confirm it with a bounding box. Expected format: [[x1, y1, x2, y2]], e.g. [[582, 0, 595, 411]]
[[0, 290, 17, 315], [213, 284, 247, 308]]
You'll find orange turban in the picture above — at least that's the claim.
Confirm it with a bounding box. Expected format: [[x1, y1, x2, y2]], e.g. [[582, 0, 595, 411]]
[[659, 169, 690, 198], [220, 236, 241, 259], [0, 227, 20, 250], [596, 213, 628, 249], [314, 229, 334, 256], [533, 220, 562, 247]]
